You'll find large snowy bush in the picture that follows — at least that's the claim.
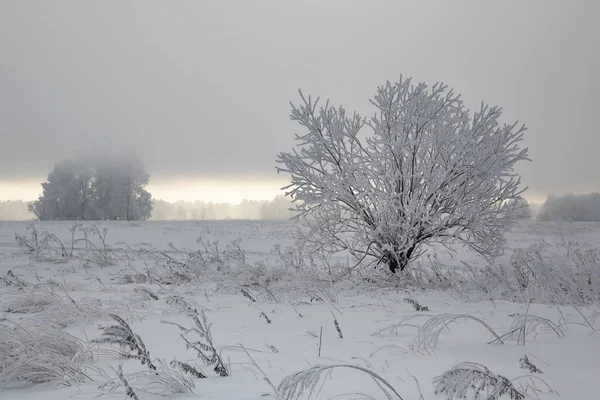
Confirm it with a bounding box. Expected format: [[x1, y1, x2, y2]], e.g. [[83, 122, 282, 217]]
[[277, 76, 530, 273]]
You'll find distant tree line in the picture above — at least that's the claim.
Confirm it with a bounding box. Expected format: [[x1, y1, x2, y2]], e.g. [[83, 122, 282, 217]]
[[151, 195, 293, 220], [538, 193, 600, 222], [0, 196, 293, 221], [10, 189, 600, 223], [0, 200, 32, 220], [29, 155, 152, 221]]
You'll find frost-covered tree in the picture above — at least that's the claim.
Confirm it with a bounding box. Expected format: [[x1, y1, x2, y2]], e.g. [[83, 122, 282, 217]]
[[277, 76, 530, 273], [29, 155, 153, 221], [104, 156, 152, 221], [29, 159, 94, 221]]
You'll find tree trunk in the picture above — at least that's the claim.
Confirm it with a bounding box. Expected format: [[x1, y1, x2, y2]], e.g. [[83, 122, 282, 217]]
[[385, 245, 415, 273]]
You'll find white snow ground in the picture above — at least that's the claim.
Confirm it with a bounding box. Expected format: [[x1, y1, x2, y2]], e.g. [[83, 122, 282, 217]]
[[0, 220, 598, 399]]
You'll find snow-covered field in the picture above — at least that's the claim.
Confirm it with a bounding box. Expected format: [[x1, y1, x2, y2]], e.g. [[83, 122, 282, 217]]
[[0, 220, 598, 400]]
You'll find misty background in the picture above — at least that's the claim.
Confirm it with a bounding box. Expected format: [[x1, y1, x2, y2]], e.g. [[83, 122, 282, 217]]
[[0, 197, 293, 221], [1, 1, 599, 220]]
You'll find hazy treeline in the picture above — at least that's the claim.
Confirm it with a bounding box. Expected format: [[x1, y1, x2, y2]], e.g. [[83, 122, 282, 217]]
[[14, 192, 600, 222], [20, 193, 600, 222], [151, 195, 293, 220], [0, 196, 293, 221], [538, 193, 600, 221], [0, 200, 32, 220]]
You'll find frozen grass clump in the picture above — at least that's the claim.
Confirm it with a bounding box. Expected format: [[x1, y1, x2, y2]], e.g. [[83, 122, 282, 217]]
[[100, 361, 194, 399], [277, 364, 405, 400], [144, 239, 339, 304], [3, 289, 57, 314], [416, 313, 504, 349], [218, 261, 337, 304], [434, 362, 524, 400], [465, 243, 599, 305], [384, 240, 600, 306], [0, 320, 92, 388], [3, 288, 105, 328], [505, 313, 564, 344]]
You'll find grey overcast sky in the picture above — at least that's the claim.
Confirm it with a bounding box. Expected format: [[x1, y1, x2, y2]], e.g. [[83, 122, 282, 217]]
[[0, 0, 599, 202]]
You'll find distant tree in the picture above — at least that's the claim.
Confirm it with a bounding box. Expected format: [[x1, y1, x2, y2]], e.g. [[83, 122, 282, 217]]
[[277, 76, 530, 273], [107, 156, 152, 221], [506, 196, 532, 219], [29, 158, 93, 220], [30, 155, 152, 221]]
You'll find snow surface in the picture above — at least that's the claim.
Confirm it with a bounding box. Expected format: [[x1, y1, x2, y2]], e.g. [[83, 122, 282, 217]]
[[0, 220, 598, 399]]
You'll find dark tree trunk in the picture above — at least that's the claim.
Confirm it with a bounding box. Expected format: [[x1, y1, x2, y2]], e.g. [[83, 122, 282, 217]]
[[384, 245, 415, 273]]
